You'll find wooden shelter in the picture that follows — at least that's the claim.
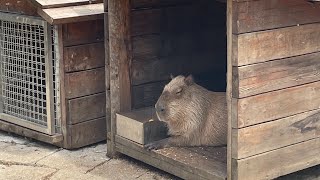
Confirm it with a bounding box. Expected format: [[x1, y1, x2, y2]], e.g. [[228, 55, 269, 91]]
[[0, 0, 107, 149], [106, 0, 320, 179]]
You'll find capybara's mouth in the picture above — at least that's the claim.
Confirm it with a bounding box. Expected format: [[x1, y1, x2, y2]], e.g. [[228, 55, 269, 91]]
[[156, 111, 166, 122]]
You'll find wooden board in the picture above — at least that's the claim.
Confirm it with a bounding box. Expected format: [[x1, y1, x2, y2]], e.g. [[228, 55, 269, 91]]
[[0, 0, 38, 16], [38, 3, 104, 24], [30, 0, 103, 9], [68, 92, 106, 124], [68, 117, 106, 149], [232, 109, 320, 159], [233, 23, 320, 66], [116, 135, 227, 180], [0, 119, 63, 146], [116, 107, 167, 145], [233, 52, 320, 98], [64, 42, 105, 72], [233, 81, 320, 128], [232, 137, 320, 180], [62, 19, 104, 46], [65, 67, 105, 99], [233, 0, 320, 34]]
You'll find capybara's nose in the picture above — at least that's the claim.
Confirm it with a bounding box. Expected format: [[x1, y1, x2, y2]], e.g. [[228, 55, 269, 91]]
[[155, 103, 165, 112]]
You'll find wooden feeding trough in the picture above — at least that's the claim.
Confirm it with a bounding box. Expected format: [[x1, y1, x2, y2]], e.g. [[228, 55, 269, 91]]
[[0, 0, 107, 149], [107, 0, 320, 179]]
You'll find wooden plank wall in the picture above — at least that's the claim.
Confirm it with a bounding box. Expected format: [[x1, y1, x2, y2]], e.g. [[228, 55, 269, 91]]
[[62, 19, 107, 149], [0, 0, 38, 16], [130, 0, 227, 109], [231, 1, 320, 179]]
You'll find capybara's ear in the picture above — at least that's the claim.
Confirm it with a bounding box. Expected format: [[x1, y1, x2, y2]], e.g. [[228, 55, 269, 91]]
[[170, 74, 174, 79], [185, 74, 194, 86]]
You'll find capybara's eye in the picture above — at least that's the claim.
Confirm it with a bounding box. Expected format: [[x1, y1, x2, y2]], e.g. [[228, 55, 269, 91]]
[[176, 88, 182, 95]]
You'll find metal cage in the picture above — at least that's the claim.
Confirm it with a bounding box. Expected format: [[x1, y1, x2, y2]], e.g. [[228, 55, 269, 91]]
[[0, 12, 61, 135]]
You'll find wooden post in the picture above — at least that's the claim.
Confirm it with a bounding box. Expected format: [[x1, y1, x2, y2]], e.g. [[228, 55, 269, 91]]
[[107, 0, 132, 157], [226, 0, 234, 179]]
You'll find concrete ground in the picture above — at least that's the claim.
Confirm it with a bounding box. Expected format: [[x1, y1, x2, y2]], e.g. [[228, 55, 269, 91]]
[[0, 130, 319, 180]]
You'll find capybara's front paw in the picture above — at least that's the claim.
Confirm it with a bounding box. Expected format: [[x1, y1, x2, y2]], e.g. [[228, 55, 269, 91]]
[[145, 141, 165, 151]]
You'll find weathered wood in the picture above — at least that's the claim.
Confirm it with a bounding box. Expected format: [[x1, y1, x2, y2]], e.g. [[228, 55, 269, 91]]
[[108, 0, 132, 157], [233, 81, 320, 128], [68, 93, 106, 124], [68, 117, 106, 149], [65, 67, 105, 99], [233, 0, 320, 34], [0, 0, 38, 16], [116, 135, 227, 180], [233, 23, 320, 66], [132, 52, 225, 85], [233, 52, 320, 98], [63, 19, 104, 46], [132, 81, 167, 109], [116, 107, 167, 145], [30, 0, 103, 9], [277, 165, 320, 180], [0, 119, 63, 146], [227, 0, 234, 179], [38, 3, 104, 24], [232, 109, 320, 159], [232, 137, 320, 180], [64, 42, 105, 72]]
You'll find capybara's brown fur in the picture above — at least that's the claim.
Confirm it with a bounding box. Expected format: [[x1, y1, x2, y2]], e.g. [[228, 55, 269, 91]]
[[145, 75, 227, 150]]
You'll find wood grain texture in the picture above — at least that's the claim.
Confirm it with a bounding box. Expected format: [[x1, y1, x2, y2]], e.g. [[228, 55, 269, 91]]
[[68, 117, 106, 149], [64, 42, 105, 72], [232, 137, 320, 180], [0, 0, 38, 16], [63, 19, 104, 46], [108, 0, 132, 156], [68, 93, 106, 124], [116, 135, 227, 180], [38, 3, 104, 24], [233, 81, 320, 128], [233, 23, 320, 66], [233, 0, 320, 34], [233, 52, 320, 98], [30, 0, 103, 9], [232, 109, 320, 159], [65, 67, 105, 99]]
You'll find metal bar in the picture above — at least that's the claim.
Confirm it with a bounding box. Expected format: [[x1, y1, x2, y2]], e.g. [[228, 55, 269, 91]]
[[43, 22, 55, 135], [0, 12, 45, 26], [0, 113, 49, 134]]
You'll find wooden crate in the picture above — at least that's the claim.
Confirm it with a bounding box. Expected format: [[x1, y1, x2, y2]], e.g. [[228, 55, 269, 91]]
[[0, 0, 107, 149], [107, 0, 320, 179]]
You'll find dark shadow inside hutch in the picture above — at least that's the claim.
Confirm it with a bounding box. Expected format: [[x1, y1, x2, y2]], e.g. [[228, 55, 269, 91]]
[[116, 0, 228, 179]]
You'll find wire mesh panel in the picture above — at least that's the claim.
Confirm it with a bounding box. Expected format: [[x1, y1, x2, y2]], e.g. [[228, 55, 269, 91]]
[[0, 13, 60, 134]]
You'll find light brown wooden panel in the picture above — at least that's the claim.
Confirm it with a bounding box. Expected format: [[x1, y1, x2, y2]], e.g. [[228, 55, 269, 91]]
[[65, 67, 105, 99], [68, 92, 106, 124], [233, 23, 320, 66], [68, 117, 106, 149], [232, 109, 320, 159], [64, 42, 105, 72], [233, 81, 320, 128], [232, 137, 320, 180], [0, 0, 38, 16], [233, 52, 320, 98], [63, 19, 104, 46], [233, 0, 320, 34], [38, 3, 104, 24], [30, 0, 103, 9]]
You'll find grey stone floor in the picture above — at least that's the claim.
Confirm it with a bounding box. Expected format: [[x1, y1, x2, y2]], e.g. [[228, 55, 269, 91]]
[[0, 130, 319, 180]]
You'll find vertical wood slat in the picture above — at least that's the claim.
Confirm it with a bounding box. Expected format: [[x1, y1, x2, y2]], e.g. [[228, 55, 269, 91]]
[[107, 0, 132, 157], [226, 0, 233, 179], [44, 22, 55, 135]]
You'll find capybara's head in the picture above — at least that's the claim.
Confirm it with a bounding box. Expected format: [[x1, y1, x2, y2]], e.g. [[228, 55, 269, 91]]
[[155, 75, 194, 122]]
